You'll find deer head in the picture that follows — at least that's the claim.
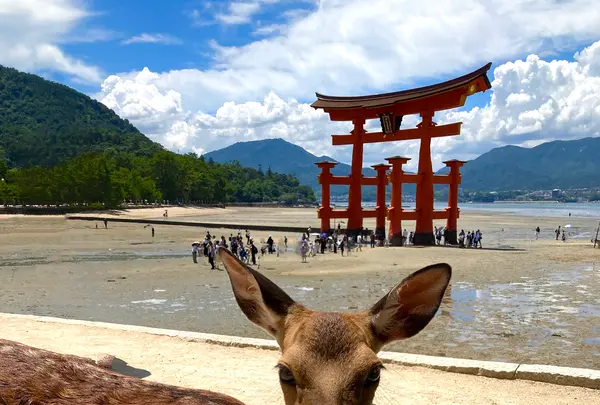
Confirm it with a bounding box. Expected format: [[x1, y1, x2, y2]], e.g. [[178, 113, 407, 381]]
[[218, 248, 451, 405]]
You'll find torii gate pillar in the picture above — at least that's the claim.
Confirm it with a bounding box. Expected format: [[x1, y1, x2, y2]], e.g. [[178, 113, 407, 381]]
[[316, 161, 337, 234], [346, 118, 366, 236], [444, 159, 466, 245], [413, 111, 436, 246], [372, 163, 390, 240], [386, 156, 411, 246]]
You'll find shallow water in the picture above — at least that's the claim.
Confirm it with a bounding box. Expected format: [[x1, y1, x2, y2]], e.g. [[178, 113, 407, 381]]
[[2, 233, 599, 368], [70, 262, 599, 368]]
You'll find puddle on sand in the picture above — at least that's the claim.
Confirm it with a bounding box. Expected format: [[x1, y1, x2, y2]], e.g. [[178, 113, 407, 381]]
[[130, 299, 167, 305], [435, 265, 600, 359]]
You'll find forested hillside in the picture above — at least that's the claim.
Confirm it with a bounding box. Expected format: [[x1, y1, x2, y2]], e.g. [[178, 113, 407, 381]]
[[0, 65, 162, 168], [0, 66, 314, 207], [0, 150, 315, 207]]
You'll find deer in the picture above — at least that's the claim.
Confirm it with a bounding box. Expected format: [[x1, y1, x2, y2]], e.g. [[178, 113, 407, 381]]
[[217, 247, 451, 405], [0, 247, 451, 405]]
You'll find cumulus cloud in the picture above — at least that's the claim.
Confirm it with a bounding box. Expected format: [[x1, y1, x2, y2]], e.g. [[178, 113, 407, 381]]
[[0, 0, 103, 83], [439, 46, 600, 161], [109, 0, 600, 113], [100, 41, 600, 172], [121, 33, 182, 46], [100, 68, 188, 139]]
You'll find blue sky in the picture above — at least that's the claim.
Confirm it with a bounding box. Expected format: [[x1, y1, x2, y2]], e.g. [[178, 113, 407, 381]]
[[1, 0, 600, 169], [62, 0, 319, 98]]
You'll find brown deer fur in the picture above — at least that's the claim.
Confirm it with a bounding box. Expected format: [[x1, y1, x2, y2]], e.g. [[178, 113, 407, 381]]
[[0, 339, 246, 405], [0, 247, 451, 405]]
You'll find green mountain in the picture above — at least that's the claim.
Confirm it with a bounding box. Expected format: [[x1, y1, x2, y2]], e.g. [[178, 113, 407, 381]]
[[448, 137, 600, 191], [0, 66, 315, 207], [203, 138, 382, 197], [0, 65, 163, 168]]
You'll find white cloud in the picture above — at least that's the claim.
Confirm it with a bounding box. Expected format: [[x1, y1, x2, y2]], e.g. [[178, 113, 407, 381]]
[[217, 2, 262, 24], [253, 23, 287, 36], [439, 47, 600, 162], [59, 28, 121, 44], [192, 0, 283, 26], [110, 0, 600, 114], [100, 41, 600, 173], [100, 68, 188, 139], [0, 0, 103, 83], [121, 33, 182, 46]]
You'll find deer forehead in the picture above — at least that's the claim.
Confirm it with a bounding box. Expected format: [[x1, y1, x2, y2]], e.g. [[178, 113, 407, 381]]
[[281, 311, 379, 369]]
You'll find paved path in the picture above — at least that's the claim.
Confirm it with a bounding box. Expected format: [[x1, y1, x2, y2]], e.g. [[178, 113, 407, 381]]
[[1, 314, 597, 405]]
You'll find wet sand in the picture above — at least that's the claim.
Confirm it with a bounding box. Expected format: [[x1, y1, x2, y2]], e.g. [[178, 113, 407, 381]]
[[1, 207, 599, 370]]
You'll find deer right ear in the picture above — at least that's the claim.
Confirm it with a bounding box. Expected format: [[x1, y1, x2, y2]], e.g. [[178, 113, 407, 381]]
[[218, 248, 297, 343], [368, 263, 451, 350]]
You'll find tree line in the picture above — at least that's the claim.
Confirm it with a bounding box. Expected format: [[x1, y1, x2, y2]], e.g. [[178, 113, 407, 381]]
[[0, 149, 315, 208]]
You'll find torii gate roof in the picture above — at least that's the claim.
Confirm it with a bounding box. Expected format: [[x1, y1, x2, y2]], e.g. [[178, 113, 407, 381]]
[[311, 62, 492, 120]]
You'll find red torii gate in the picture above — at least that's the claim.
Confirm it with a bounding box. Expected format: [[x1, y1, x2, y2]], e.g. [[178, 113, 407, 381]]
[[312, 63, 492, 245]]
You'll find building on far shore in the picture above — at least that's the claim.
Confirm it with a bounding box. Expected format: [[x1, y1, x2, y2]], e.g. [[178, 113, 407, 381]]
[[552, 188, 561, 199]]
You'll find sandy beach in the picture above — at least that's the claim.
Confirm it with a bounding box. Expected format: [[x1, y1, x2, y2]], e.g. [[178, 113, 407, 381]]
[[1, 206, 599, 370]]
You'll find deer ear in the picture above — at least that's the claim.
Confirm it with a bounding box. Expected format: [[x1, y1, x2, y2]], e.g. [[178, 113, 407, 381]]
[[368, 263, 451, 349], [218, 248, 297, 342]]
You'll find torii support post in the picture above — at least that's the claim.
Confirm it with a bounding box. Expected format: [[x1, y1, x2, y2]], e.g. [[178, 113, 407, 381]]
[[372, 163, 390, 239], [386, 156, 411, 246], [444, 159, 466, 245], [347, 118, 366, 236], [413, 111, 436, 246], [315, 161, 337, 234]]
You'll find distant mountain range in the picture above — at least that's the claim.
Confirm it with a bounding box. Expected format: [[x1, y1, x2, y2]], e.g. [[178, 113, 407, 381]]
[[448, 137, 600, 191], [206, 137, 600, 195]]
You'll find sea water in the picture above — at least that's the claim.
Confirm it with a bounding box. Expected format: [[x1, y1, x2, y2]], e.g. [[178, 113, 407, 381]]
[[332, 201, 600, 219]]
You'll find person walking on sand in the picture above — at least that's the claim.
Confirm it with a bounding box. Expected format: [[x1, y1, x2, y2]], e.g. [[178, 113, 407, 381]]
[[535, 226, 540, 240], [562, 230, 567, 242], [103, 219, 108, 229], [339, 237, 345, 256], [356, 234, 362, 251], [191, 243, 199, 264], [207, 242, 216, 270], [151, 227, 155, 238], [267, 235, 274, 254], [250, 240, 258, 265], [555, 226, 561, 240], [300, 239, 308, 263]]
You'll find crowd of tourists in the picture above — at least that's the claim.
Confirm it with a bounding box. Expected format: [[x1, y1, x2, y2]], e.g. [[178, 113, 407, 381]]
[[191, 229, 284, 269], [458, 229, 483, 248], [296, 223, 389, 261], [190, 223, 491, 268]]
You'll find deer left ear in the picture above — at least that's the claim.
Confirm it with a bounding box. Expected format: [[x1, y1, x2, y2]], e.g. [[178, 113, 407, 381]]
[[368, 263, 451, 349], [218, 247, 299, 344]]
